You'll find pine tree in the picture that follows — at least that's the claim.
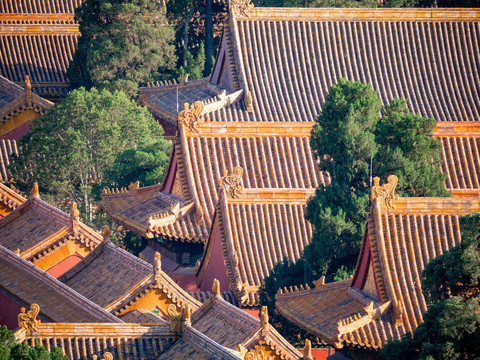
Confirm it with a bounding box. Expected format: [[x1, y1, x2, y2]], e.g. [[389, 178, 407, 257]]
[[68, 0, 176, 98]]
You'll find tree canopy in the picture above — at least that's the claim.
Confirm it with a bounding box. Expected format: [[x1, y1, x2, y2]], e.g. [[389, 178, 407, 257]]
[[380, 213, 480, 360], [305, 79, 448, 283], [0, 326, 68, 360], [68, 0, 177, 98], [8, 87, 168, 215]]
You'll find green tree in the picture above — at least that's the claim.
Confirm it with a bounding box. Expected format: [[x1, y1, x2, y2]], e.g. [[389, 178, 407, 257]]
[[380, 214, 480, 360], [258, 258, 315, 346], [304, 79, 448, 284], [8, 87, 165, 217], [68, 0, 177, 98], [0, 326, 69, 360], [176, 43, 206, 80], [104, 140, 172, 190]]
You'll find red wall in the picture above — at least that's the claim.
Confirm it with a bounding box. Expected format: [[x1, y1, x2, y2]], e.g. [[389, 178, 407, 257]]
[[46, 254, 83, 278], [199, 229, 229, 293], [0, 121, 32, 141], [0, 292, 24, 330]]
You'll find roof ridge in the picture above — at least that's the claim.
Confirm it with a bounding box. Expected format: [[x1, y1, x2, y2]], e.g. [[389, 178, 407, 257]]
[[225, 188, 316, 203], [240, 7, 480, 22], [0, 245, 121, 323], [191, 121, 315, 137]]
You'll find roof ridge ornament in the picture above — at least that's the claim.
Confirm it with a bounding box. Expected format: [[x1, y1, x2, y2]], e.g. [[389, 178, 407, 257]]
[[102, 225, 111, 242], [302, 339, 313, 360], [30, 182, 40, 199], [18, 303, 40, 332], [128, 181, 139, 195], [92, 352, 113, 360], [178, 101, 204, 133], [219, 166, 244, 198], [260, 306, 269, 332], [167, 304, 188, 333], [154, 251, 162, 278], [229, 0, 254, 17], [371, 174, 399, 210], [213, 278, 221, 298], [24, 75, 32, 97]]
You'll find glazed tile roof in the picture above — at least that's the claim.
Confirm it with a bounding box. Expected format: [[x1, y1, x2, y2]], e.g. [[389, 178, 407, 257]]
[[158, 326, 242, 360], [0, 191, 102, 265], [0, 0, 79, 98], [0, 246, 120, 324], [101, 122, 326, 243], [111, 256, 202, 318], [276, 183, 480, 350], [100, 182, 207, 242], [142, 7, 480, 124], [13, 294, 301, 359], [59, 240, 153, 309], [0, 0, 82, 13], [0, 139, 19, 184], [0, 182, 25, 216], [0, 32, 79, 97], [434, 122, 480, 196], [190, 290, 302, 359], [139, 78, 225, 126], [197, 188, 315, 306]]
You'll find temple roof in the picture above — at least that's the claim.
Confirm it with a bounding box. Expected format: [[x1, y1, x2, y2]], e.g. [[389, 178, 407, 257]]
[[101, 122, 326, 243], [0, 2, 79, 98], [190, 288, 302, 359], [434, 122, 480, 196], [15, 323, 177, 360], [198, 188, 315, 306], [0, 190, 103, 276], [0, 0, 82, 13], [59, 240, 153, 308], [0, 139, 19, 182], [0, 246, 120, 324], [141, 7, 480, 125], [13, 288, 302, 360], [0, 192, 102, 260], [276, 183, 480, 350]]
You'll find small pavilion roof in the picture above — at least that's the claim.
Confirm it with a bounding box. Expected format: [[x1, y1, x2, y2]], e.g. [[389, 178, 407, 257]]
[[0, 189, 102, 261], [0, 245, 120, 324], [276, 179, 480, 350]]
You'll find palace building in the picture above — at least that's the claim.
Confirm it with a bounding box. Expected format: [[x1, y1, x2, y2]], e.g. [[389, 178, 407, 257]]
[[101, 5, 480, 311]]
